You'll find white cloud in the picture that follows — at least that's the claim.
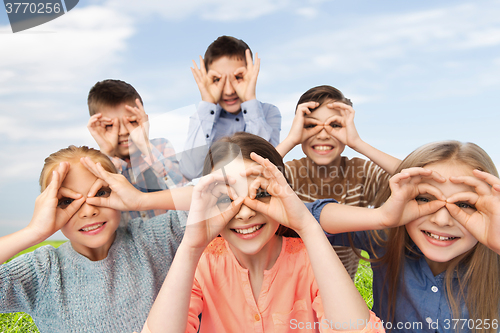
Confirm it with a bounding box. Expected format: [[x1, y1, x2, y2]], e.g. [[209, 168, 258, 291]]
[[0, 119, 88, 141], [260, 1, 500, 102], [105, 0, 294, 21], [272, 3, 500, 68], [0, 5, 134, 94], [295, 7, 318, 19], [0, 4, 136, 186]]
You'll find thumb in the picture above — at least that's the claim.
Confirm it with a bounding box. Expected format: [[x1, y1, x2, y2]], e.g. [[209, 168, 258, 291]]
[[219, 197, 244, 223], [445, 203, 471, 226], [242, 197, 267, 215], [110, 118, 119, 136], [57, 197, 85, 227], [418, 200, 446, 217], [302, 124, 324, 141]]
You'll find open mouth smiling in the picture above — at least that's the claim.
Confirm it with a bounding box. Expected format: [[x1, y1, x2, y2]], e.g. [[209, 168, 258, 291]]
[[312, 145, 333, 151], [80, 222, 106, 232], [422, 230, 458, 241], [232, 224, 264, 235]]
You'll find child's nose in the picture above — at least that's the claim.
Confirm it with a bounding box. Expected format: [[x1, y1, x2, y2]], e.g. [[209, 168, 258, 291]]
[[235, 203, 256, 221], [223, 77, 236, 96], [78, 202, 100, 218], [118, 119, 129, 136], [429, 206, 454, 227], [315, 127, 329, 139]]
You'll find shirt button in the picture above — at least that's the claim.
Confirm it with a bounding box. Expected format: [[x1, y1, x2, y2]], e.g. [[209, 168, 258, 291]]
[[243, 110, 247, 114], [235, 118, 240, 121], [254, 314, 260, 321], [210, 110, 214, 115], [141, 213, 146, 218], [426, 317, 433, 324], [206, 134, 209, 138], [431, 286, 438, 293]]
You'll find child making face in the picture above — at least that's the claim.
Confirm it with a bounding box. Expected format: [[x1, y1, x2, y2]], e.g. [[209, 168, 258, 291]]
[[140, 133, 384, 333], [180, 36, 281, 180], [0, 146, 186, 332], [276, 85, 402, 280], [308, 141, 500, 333], [87, 79, 186, 221]]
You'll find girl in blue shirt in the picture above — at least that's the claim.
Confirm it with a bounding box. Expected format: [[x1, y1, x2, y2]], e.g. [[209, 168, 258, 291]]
[[309, 140, 500, 333]]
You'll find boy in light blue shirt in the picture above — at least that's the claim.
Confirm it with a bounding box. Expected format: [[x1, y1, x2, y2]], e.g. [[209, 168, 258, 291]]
[[180, 36, 281, 180]]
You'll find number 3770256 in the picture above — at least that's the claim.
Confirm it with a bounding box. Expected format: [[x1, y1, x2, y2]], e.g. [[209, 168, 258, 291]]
[[5, 2, 61, 14]]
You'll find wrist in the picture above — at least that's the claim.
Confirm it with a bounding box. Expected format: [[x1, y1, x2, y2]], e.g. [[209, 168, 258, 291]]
[[276, 138, 295, 157], [179, 239, 206, 258], [285, 135, 301, 149], [349, 138, 367, 153], [201, 96, 216, 104], [24, 225, 49, 245], [243, 96, 256, 103], [294, 216, 323, 240], [373, 205, 392, 229]]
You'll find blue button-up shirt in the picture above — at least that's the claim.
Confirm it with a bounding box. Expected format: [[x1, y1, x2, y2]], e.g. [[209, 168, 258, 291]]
[[179, 100, 281, 180], [306, 200, 472, 333]]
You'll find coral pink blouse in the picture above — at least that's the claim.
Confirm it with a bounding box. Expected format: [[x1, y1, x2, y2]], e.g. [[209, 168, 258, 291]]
[[179, 237, 384, 333]]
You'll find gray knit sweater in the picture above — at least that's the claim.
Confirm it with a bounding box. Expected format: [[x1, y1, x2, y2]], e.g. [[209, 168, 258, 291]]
[[0, 210, 187, 333]]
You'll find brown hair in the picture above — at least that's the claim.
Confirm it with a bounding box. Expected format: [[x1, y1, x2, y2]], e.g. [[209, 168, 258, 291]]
[[40, 146, 117, 191], [296, 85, 352, 112], [87, 79, 143, 116], [204, 36, 252, 70], [371, 141, 500, 332], [202, 132, 297, 237]]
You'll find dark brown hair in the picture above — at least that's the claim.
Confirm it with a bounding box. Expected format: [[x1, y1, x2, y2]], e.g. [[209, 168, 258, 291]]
[[296, 85, 352, 112], [87, 79, 143, 116], [203, 132, 297, 237], [204, 36, 252, 70]]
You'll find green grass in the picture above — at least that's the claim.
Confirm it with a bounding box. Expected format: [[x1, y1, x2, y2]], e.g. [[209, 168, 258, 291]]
[[354, 251, 374, 309], [0, 242, 374, 332], [1, 241, 66, 333]]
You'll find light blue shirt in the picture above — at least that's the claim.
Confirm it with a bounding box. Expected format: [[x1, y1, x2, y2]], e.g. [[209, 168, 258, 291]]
[[179, 99, 281, 180]]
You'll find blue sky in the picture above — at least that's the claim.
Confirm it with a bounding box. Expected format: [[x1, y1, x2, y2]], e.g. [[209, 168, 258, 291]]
[[1, 0, 499, 239]]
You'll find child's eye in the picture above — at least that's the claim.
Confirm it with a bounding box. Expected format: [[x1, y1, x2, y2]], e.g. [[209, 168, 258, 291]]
[[329, 122, 342, 128], [216, 194, 233, 208], [235, 75, 243, 81], [57, 197, 74, 209], [95, 187, 111, 198], [455, 202, 476, 211], [255, 188, 271, 199], [415, 196, 431, 203], [213, 78, 220, 84], [304, 124, 317, 129], [105, 124, 113, 129]]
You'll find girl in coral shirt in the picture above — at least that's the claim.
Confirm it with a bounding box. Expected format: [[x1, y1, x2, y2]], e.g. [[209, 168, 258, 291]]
[[140, 132, 384, 333]]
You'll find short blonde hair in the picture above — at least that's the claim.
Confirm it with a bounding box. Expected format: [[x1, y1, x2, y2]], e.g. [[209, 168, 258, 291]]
[[39, 146, 116, 191]]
